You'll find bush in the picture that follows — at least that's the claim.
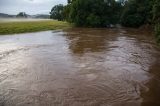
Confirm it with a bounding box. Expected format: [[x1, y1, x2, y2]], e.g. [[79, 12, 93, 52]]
[[86, 14, 101, 27], [121, 14, 144, 27], [153, 0, 160, 23], [50, 4, 64, 21], [120, 0, 153, 28], [66, 0, 121, 27]]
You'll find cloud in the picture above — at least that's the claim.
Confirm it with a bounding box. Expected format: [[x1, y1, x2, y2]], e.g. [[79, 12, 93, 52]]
[[24, 0, 46, 3], [0, 0, 67, 15]]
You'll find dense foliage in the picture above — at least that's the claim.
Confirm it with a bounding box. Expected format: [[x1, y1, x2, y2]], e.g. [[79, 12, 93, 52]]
[[153, 0, 160, 23], [120, 0, 153, 27], [50, 0, 158, 28], [66, 0, 121, 27], [153, 0, 160, 43], [16, 12, 28, 18], [120, 0, 159, 42], [50, 4, 64, 21], [50, 0, 160, 42]]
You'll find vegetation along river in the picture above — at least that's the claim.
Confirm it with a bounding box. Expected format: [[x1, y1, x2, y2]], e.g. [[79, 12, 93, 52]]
[[0, 28, 160, 106]]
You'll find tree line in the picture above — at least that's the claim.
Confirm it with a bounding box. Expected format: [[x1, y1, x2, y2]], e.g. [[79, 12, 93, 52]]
[[50, 0, 160, 42]]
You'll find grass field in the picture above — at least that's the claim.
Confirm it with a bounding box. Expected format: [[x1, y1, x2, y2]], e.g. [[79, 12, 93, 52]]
[[0, 19, 71, 35]]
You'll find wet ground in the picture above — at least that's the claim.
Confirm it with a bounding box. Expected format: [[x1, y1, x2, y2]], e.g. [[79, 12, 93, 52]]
[[0, 28, 160, 106]]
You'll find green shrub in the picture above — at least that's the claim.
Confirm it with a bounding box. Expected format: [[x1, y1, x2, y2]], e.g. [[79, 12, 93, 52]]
[[65, 0, 121, 27], [121, 14, 144, 27], [86, 14, 101, 27], [120, 0, 153, 28]]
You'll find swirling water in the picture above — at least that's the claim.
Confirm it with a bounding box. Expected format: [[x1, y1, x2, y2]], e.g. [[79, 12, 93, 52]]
[[0, 28, 160, 106]]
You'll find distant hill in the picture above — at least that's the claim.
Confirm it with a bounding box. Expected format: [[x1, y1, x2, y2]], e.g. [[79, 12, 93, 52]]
[[0, 13, 50, 19], [0, 13, 15, 18]]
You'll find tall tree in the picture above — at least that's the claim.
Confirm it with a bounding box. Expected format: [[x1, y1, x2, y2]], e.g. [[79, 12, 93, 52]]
[[50, 4, 64, 21], [16, 12, 27, 18], [153, 0, 160, 43], [66, 0, 121, 27], [153, 0, 160, 23], [120, 0, 153, 27]]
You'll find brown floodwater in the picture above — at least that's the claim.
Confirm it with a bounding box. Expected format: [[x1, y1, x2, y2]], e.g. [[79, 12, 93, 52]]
[[0, 28, 160, 106]]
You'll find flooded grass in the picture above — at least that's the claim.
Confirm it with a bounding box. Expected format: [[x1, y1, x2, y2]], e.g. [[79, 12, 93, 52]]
[[0, 19, 71, 35]]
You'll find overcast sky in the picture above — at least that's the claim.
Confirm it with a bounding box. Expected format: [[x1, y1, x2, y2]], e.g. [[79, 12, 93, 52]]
[[0, 0, 67, 15]]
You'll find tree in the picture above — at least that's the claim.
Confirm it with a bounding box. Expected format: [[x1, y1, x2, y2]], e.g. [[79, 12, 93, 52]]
[[153, 0, 160, 43], [50, 4, 64, 21], [120, 0, 153, 27], [63, 5, 71, 21], [153, 0, 160, 23], [66, 0, 121, 27], [16, 12, 27, 18], [118, 0, 127, 5]]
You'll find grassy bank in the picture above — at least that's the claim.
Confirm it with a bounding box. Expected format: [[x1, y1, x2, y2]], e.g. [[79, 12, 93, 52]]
[[0, 20, 71, 35]]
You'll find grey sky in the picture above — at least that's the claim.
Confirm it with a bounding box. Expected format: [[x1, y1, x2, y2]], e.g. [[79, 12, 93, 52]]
[[0, 0, 67, 15]]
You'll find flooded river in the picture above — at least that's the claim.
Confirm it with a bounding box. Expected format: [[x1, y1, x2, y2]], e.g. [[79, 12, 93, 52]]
[[0, 28, 160, 106]]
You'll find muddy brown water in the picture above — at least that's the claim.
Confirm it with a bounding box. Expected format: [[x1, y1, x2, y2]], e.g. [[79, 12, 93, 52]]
[[0, 28, 160, 106]]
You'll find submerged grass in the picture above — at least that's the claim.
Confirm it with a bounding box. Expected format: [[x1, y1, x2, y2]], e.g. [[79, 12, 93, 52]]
[[0, 20, 71, 35]]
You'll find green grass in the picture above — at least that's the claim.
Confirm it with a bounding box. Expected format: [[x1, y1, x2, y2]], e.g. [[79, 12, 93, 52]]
[[0, 20, 71, 35]]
